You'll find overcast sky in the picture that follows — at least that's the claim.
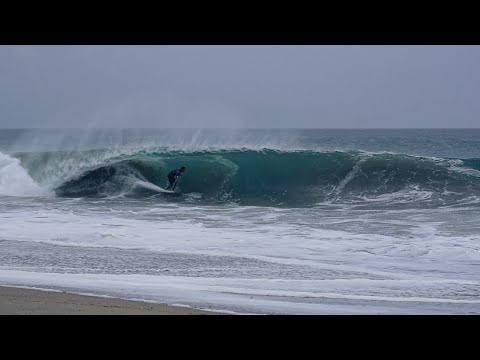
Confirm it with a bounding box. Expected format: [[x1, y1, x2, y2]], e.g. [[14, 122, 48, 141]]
[[0, 45, 479, 128]]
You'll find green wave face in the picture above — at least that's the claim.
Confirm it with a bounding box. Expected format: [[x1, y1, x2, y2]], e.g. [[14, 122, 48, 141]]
[[15, 149, 480, 207]]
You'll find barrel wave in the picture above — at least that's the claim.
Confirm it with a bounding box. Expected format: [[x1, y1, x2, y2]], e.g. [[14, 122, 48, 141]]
[[8, 148, 480, 207]]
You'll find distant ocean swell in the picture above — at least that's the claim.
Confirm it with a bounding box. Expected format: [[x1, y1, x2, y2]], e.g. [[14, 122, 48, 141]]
[[2, 148, 480, 207]]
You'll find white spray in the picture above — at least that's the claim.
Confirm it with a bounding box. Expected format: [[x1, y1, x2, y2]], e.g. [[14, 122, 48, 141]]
[[0, 152, 48, 197]]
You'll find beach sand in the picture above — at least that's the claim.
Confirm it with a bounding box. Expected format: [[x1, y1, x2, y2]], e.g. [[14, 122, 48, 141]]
[[0, 286, 217, 315]]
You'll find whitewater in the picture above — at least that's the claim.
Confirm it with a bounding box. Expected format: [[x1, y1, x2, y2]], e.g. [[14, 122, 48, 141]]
[[1, 129, 479, 314]]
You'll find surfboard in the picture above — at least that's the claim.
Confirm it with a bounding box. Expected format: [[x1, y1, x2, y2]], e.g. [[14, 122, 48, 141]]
[[134, 180, 176, 194]]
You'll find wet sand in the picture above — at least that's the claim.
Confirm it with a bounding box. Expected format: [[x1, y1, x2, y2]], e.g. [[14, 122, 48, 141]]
[[0, 286, 217, 315]]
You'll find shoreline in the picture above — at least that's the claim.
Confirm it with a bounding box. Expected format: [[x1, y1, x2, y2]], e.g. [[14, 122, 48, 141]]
[[0, 285, 218, 315]]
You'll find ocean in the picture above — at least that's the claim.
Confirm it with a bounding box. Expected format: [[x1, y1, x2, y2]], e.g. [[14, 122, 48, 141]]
[[1, 128, 479, 314]]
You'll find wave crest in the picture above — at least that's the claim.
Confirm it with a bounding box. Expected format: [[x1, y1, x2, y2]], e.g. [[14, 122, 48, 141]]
[[11, 148, 475, 207]]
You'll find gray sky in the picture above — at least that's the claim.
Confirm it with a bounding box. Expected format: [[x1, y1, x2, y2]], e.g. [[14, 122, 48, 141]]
[[0, 45, 479, 128]]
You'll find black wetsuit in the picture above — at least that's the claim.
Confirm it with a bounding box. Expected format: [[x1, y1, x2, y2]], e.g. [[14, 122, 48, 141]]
[[167, 169, 183, 189]]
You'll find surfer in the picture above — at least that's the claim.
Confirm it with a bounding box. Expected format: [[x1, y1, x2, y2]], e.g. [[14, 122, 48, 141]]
[[166, 166, 186, 190]]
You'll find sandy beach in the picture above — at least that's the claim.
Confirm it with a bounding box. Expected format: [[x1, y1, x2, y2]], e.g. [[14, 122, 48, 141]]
[[0, 286, 217, 315]]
